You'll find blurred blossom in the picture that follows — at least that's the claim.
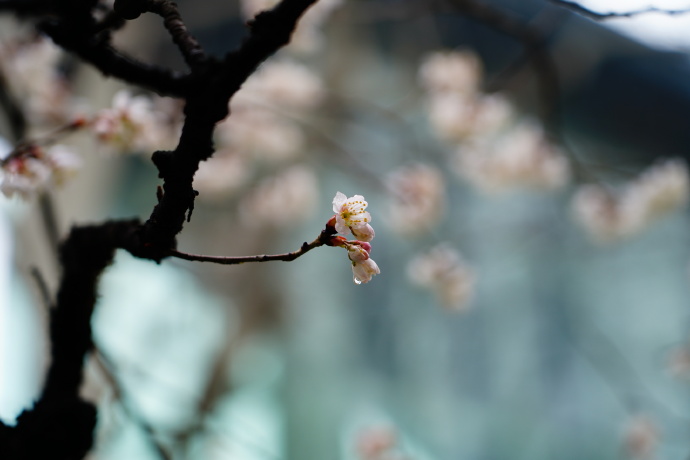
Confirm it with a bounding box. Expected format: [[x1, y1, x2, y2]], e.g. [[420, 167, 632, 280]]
[[0, 36, 72, 126], [623, 415, 660, 460], [572, 159, 689, 242], [240, 0, 342, 53], [237, 59, 325, 110], [418, 50, 482, 96], [408, 244, 476, 312], [455, 122, 570, 193], [620, 158, 689, 234], [193, 149, 252, 200], [217, 107, 305, 163], [43, 144, 82, 186], [571, 185, 621, 242], [386, 163, 445, 237], [92, 90, 169, 154], [355, 425, 397, 460], [426, 93, 476, 142], [666, 343, 690, 380], [239, 165, 318, 228], [0, 143, 81, 198], [471, 93, 514, 136]]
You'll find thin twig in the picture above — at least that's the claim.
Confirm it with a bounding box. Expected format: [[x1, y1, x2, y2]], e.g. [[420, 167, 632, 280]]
[[170, 235, 327, 265], [549, 0, 690, 20]]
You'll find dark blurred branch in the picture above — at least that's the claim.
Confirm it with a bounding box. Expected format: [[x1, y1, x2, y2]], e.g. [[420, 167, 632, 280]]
[[143, 0, 207, 68], [0, 219, 141, 460], [549, 0, 690, 19], [0, 64, 27, 141], [444, 0, 596, 180], [141, 0, 320, 257], [0, 1, 323, 458], [443, 0, 562, 136]]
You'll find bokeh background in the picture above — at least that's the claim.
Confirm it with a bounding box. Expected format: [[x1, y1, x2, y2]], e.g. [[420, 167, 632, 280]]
[[2, 0, 690, 459]]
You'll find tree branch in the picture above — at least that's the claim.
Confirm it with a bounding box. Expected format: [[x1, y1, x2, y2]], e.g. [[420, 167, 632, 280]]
[[549, 0, 690, 20], [170, 230, 333, 265], [143, 0, 207, 69]]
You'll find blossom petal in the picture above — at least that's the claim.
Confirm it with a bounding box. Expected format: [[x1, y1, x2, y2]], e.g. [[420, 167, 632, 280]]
[[332, 191, 347, 213]]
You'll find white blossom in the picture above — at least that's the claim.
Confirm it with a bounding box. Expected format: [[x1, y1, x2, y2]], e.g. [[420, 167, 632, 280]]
[[419, 50, 482, 95], [0, 37, 72, 125], [237, 59, 324, 110], [455, 122, 570, 193], [355, 425, 398, 460], [240, 0, 342, 53], [387, 163, 445, 237], [45, 145, 82, 185], [332, 191, 374, 241], [193, 149, 251, 200], [347, 242, 380, 285], [0, 143, 81, 198], [619, 158, 689, 234], [623, 415, 660, 460], [216, 107, 305, 162], [92, 90, 167, 153], [572, 159, 689, 242], [239, 165, 319, 228], [408, 244, 476, 311]]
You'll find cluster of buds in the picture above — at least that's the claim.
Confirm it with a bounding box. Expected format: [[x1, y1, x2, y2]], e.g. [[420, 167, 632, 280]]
[[327, 192, 380, 284], [0, 141, 81, 198]]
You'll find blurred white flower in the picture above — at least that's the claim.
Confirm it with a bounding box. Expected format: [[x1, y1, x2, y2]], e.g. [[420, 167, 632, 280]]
[[0, 37, 72, 126], [620, 158, 689, 234], [216, 107, 305, 163], [355, 425, 398, 460], [45, 144, 82, 185], [572, 159, 689, 242], [471, 93, 514, 136], [238, 59, 324, 110], [387, 163, 445, 237], [408, 244, 476, 312], [240, 0, 342, 53], [571, 185, 621, 242], [239, 165, 319, 228], [623, 415, 660, 460], [0, 143, 80, 198], [193, 149, 251, 200], [92, 90, 167, 153], [419, 50, 482, 95], [666, 343, 690, 380], [332, 191, 374, 241], [455, 122, 570, 193], [426, 93, 476, 142]]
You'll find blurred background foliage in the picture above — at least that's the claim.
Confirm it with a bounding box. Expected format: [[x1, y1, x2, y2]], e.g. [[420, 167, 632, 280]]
[[1, 0, 690, 459]]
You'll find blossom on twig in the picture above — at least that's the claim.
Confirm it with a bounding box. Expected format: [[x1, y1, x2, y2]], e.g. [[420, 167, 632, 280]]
[[332, 191, 375, 242], [328, 192, 380, 284], [346, 241, 380, 285], [0, 142, 81, 198], [91, 90, 168, 153]]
